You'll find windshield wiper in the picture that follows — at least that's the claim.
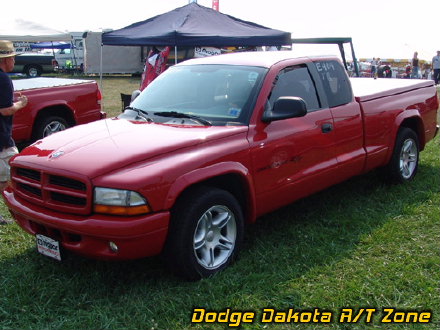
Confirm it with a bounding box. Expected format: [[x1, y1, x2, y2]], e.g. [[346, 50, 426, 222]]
[[125, 107, 152, 122], [154, 111, 212, 126]]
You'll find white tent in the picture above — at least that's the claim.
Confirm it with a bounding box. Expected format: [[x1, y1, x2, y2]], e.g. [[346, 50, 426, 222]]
[[0, 19, 71, 42]]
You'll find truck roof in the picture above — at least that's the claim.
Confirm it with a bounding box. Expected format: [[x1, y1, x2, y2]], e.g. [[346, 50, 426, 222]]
[[178, 51, 330, 68]]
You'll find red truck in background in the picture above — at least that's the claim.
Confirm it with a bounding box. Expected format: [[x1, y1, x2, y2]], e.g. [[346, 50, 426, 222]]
[[11, 77, 106, 144], [3, 52, 439, 280]]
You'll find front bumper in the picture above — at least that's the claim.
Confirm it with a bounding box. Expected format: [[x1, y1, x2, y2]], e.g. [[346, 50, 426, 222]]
[[3, 187, 170, 260]]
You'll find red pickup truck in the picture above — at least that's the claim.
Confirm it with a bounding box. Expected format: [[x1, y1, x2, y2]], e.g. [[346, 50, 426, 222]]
[[3, 52, 438, 280], [12, 77, 106, 144]]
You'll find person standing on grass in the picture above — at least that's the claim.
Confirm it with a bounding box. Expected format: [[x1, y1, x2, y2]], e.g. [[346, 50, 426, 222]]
[[140, 46, 171, 91], [0, 40, 28, 224], [432, 50, 440, 85], [411, 51, 420, 78], [370, 58, 378, 78]]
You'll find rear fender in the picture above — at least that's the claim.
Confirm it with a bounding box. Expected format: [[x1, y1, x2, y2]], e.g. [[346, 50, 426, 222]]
[[13, 97, 75, 142], [386, 109, 424, 163], [25, 98, 75, 126]]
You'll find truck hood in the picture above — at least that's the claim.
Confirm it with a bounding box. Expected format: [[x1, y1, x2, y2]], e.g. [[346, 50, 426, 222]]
[[16, 118, 247, 178]]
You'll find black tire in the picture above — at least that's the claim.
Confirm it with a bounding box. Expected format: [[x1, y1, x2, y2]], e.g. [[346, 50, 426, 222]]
[[33, 116, 69, 141], [163, 186, 244, 280], [385, 127, 419, 183], [25, 65, 42, 77]]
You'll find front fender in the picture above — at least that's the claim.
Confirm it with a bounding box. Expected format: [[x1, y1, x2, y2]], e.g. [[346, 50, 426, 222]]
[[164, 161, 257, 223]]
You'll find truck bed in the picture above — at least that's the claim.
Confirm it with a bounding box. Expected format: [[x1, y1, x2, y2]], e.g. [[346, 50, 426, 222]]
[[13, 77, 94, 91], [350, 77, 435, 102]]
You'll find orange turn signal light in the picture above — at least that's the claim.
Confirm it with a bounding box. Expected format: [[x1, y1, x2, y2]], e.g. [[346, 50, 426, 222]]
[[94, 204, 151, 216]]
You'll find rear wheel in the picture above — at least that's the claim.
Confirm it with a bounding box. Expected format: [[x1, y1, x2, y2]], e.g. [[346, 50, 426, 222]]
[[163, 186, 244, 280], [33, 116, 69, 141], [385, 127, 419, 183], [25, 65, 42, 77]]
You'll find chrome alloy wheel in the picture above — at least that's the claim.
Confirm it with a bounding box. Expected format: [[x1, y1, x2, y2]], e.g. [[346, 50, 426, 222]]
[[399, 138, 418, 179], [193, 205, 237, 270], [43, 121, 67, 137]]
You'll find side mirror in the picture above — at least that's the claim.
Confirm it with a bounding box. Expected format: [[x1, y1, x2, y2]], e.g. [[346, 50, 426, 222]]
[[262, 96, 307, 123], [131, 90, 141, 102]]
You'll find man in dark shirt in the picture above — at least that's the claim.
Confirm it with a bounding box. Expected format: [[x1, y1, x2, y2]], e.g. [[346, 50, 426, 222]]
[[411, 52, 420, 79], [0, 40, 28, 224]]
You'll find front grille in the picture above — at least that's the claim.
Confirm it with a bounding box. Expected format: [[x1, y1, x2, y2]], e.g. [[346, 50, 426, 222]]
[[28, 219, 82, 243], [17, 167, 41, 181], [18, 182, 42, 197], [12, 166, 92, 215], [49, 175, 86, 190], [51, 192, 87, 206]]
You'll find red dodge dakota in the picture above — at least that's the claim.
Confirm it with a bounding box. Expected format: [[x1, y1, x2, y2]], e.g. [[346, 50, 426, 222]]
[[12, 77, 106, 144], [3, 52, 439, 280]]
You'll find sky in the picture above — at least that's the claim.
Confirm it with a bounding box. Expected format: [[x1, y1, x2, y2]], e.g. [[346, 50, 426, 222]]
[[2, 0, 439, 61]]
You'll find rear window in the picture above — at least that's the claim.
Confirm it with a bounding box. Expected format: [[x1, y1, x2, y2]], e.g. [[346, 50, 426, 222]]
[[314, 60, 352, 107]]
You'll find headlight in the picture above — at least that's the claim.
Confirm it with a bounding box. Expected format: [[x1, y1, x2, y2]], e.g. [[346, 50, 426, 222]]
[[94, 187, 151, 216]]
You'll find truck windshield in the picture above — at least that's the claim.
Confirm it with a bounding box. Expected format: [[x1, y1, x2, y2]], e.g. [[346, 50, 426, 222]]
[[129, 64, 266, 126]]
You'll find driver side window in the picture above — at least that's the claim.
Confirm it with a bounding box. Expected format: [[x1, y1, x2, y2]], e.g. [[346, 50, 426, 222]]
[[268, 65, 320, 112]]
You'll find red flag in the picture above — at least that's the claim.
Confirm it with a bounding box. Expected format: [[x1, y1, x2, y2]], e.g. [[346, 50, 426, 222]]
[[212, 0, 219, 11]]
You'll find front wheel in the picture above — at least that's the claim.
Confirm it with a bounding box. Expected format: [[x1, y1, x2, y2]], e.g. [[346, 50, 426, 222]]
[[163, 187, 244, 280], [385, 127, 419, 183]]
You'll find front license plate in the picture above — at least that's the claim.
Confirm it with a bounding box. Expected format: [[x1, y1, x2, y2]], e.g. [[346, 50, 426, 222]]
[[36, 234, 61, 261]]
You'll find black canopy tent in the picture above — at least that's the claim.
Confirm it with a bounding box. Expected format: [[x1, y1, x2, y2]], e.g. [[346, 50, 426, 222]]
[[101, 3, 291, 47], [100, 3, 291, 89]]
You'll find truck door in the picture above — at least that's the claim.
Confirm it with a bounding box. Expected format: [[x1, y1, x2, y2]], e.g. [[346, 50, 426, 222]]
[[311, 60, 366, 178], [250, 64, 340, 216]]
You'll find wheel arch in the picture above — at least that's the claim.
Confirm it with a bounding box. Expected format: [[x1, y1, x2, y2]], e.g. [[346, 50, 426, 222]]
[[383, 126, 420, 183], [165, 162, 257, 224], [387, 111, 425, 164], [31, 105, 76, 140], [399, 116, 425, 150]]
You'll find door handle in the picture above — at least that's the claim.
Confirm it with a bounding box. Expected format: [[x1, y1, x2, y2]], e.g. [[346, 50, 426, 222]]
[[321, 123, 333, 133]]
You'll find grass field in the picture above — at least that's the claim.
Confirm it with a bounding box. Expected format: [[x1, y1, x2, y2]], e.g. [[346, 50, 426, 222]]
[[0, 77, 439, 329], [98, 75, 141, 117]]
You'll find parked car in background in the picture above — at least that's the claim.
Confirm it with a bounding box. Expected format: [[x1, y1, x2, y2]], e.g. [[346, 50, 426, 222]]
[[13, 53, 55, 77], [52, 32, 85, 72], [53, 48, 84, 72], [11, 77, 106, 144]]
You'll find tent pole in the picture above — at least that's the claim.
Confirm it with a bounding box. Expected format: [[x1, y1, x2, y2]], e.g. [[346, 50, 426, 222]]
[[174, 46, 177, 64], [99, 42, 103, 90], [350, 40, 360, 77], [71, 36, 77, 75], [338, 43, 348, 71]]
